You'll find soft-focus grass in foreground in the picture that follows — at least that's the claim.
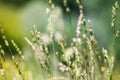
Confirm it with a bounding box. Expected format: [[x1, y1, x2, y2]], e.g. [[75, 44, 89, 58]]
[[0, 0, 120, 80]]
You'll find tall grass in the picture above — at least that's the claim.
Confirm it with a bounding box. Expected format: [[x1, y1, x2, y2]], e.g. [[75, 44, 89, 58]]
[[0, 0, 120, 80]]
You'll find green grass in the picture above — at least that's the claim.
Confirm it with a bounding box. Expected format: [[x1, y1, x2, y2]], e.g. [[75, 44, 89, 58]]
[[0, 0, 120, 80]]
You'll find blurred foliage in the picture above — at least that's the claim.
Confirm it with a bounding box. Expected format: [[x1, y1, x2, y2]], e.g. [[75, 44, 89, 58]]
[[0, 0, 30, 7], [0, 0, 120, 69], [0, 0, 120, 79], [0, 4, 24, 40], [0, 0, 118, 48], [20, 1, 48, 33]]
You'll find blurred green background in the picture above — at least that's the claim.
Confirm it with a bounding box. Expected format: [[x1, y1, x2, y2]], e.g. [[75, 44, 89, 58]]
[[0, 0, 120, 75]]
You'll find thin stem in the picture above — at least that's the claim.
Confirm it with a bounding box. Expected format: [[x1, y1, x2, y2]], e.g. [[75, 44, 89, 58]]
[[52, 36, 56, 77]]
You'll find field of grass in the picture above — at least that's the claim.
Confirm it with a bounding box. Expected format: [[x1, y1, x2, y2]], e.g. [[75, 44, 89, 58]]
[[0, 0, 120, 80]]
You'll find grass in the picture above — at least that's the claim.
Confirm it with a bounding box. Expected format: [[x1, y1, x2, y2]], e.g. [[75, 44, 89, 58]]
[[0, 0, 120, 80]]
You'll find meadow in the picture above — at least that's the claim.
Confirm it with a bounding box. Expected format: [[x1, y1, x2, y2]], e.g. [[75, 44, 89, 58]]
[[0, 0, 120, 80]]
